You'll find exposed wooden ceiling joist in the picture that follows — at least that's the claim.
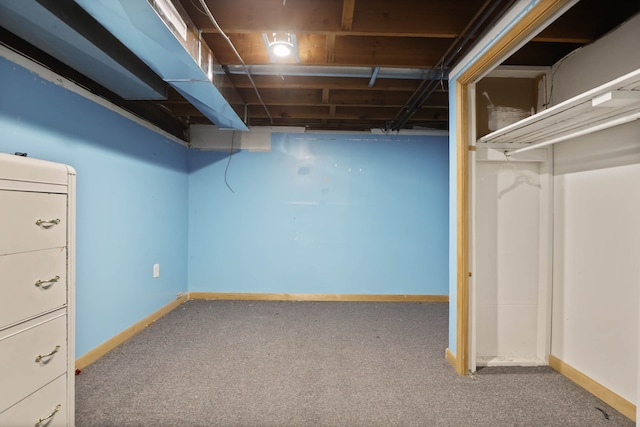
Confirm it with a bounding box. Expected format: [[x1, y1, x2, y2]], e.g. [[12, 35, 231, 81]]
[[227, 75, 424, 91], [341, 0, 356, 31], [2, 0, 637, 135]]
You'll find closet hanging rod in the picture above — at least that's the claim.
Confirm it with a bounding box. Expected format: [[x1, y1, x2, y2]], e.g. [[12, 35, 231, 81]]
[[504, 111, 640, 157]]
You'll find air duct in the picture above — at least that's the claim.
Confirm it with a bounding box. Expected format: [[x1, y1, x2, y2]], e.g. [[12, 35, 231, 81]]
[[0, 0, 167, 100], [74, 0, 248, 131]]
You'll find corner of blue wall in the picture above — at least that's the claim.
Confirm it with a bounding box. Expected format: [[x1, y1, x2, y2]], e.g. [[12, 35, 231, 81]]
[[0, 54, 190, 358]]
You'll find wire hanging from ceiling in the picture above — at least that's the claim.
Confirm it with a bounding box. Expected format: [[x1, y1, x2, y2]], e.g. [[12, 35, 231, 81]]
[[188, 0, 207, 16], [224, 131, 236, 194], [196, 0, 273, 126]]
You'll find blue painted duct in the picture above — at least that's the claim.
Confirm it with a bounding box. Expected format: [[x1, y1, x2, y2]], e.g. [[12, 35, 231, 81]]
[[0, 1, 166, 100], [73, 0, 248, 131]]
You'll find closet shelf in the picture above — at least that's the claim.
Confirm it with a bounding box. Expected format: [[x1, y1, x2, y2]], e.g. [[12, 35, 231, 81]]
[[477, 68, 640, 154]]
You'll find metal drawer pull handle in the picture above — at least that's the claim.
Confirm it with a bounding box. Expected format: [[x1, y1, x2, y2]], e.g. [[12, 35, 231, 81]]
[[35, 275, 60, 288], [35, 218, 61, 226], [35, 404, 61, 426], [35, 345, 61, 362]]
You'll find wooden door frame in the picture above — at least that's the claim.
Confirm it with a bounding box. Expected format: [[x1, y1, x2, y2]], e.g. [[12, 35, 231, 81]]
[[452, 0, 571, 376]]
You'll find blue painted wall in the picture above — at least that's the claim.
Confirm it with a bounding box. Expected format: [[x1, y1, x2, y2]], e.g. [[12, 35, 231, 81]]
[[1, 52, 449, 359], [0, 56, 189, 358], [188, 133, 449, 295]]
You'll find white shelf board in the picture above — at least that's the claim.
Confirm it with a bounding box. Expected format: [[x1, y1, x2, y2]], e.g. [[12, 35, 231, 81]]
[[478, 68, 640, 147]]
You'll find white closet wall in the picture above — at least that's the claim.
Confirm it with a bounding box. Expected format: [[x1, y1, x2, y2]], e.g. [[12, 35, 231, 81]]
[[476, 161, 542, 365], [469, 7, 639, 418], [549, 14, 640, 106], [553, 122, 640, 403], [549, 13, 640, 405], [474, 146, 553, 368]]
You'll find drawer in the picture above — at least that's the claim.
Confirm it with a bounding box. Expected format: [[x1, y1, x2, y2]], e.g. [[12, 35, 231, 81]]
[[0, 374, 67, 427], [0, 313, 67, 411], [0, 190, 67, 256], [0, 249, 67, 329]]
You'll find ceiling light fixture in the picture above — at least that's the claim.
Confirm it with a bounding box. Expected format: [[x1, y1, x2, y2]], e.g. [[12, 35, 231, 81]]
[[271, 33, 293, 57], [263, 32, 299, 63]]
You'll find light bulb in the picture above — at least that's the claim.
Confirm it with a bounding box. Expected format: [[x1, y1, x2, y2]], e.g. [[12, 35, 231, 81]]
[[272, 42, 292, 57]]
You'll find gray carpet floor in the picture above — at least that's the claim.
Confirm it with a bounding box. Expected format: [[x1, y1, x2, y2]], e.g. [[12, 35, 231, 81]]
[[76, 300, 634, 426]]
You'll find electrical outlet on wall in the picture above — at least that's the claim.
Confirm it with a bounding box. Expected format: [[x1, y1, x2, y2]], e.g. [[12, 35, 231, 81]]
[[153, 263, 160, 278]]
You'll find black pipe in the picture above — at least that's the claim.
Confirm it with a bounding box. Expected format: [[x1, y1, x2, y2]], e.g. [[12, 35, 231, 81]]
[[389, 0, 514, 131]]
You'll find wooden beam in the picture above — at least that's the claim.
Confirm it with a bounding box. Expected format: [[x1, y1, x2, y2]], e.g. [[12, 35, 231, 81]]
[[237, 88, 323, 104], [246, 105, 445, 121], [334, 106, 446, 120], [322, 88, 330, 103], [341, 0, 356, 31], [199, 27, 597, 43], [187, 0, 468, 39], [231, 91, 448, 107], [228, 75, 423, 91], [325, 34, 335, 63], [246, 117, 447, 130], [248, 105, 330, 119], [206, 32, 454, 67], [187, 0, 344, 33], [165, 88, 448, 113], [204, 33, 327, 65], [328, 89, 448, 107], [186, 0, 611, 45], [201, 29, 462, 39], [333, 35, 451, 67]]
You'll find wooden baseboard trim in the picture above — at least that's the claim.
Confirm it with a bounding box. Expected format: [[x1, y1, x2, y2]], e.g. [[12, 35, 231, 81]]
[[548, 355, 636, 421], [188, 292, 448, 303], [445, 348, 457, 370], [75, 292, 447, 368], [76, 294, 189, 369]]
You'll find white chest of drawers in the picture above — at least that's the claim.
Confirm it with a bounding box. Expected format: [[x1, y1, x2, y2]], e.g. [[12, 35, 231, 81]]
[[0, 153, 76, 426]]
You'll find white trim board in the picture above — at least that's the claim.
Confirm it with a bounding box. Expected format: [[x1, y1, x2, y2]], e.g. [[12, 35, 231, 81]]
[[476, 356, 546, 367]]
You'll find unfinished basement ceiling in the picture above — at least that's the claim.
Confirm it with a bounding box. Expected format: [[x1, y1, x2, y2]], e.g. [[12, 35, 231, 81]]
[[1, 0, 639, 140]]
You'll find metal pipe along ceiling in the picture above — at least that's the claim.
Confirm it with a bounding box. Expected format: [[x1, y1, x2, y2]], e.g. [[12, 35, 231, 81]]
[[221, 65, 434, 80]]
